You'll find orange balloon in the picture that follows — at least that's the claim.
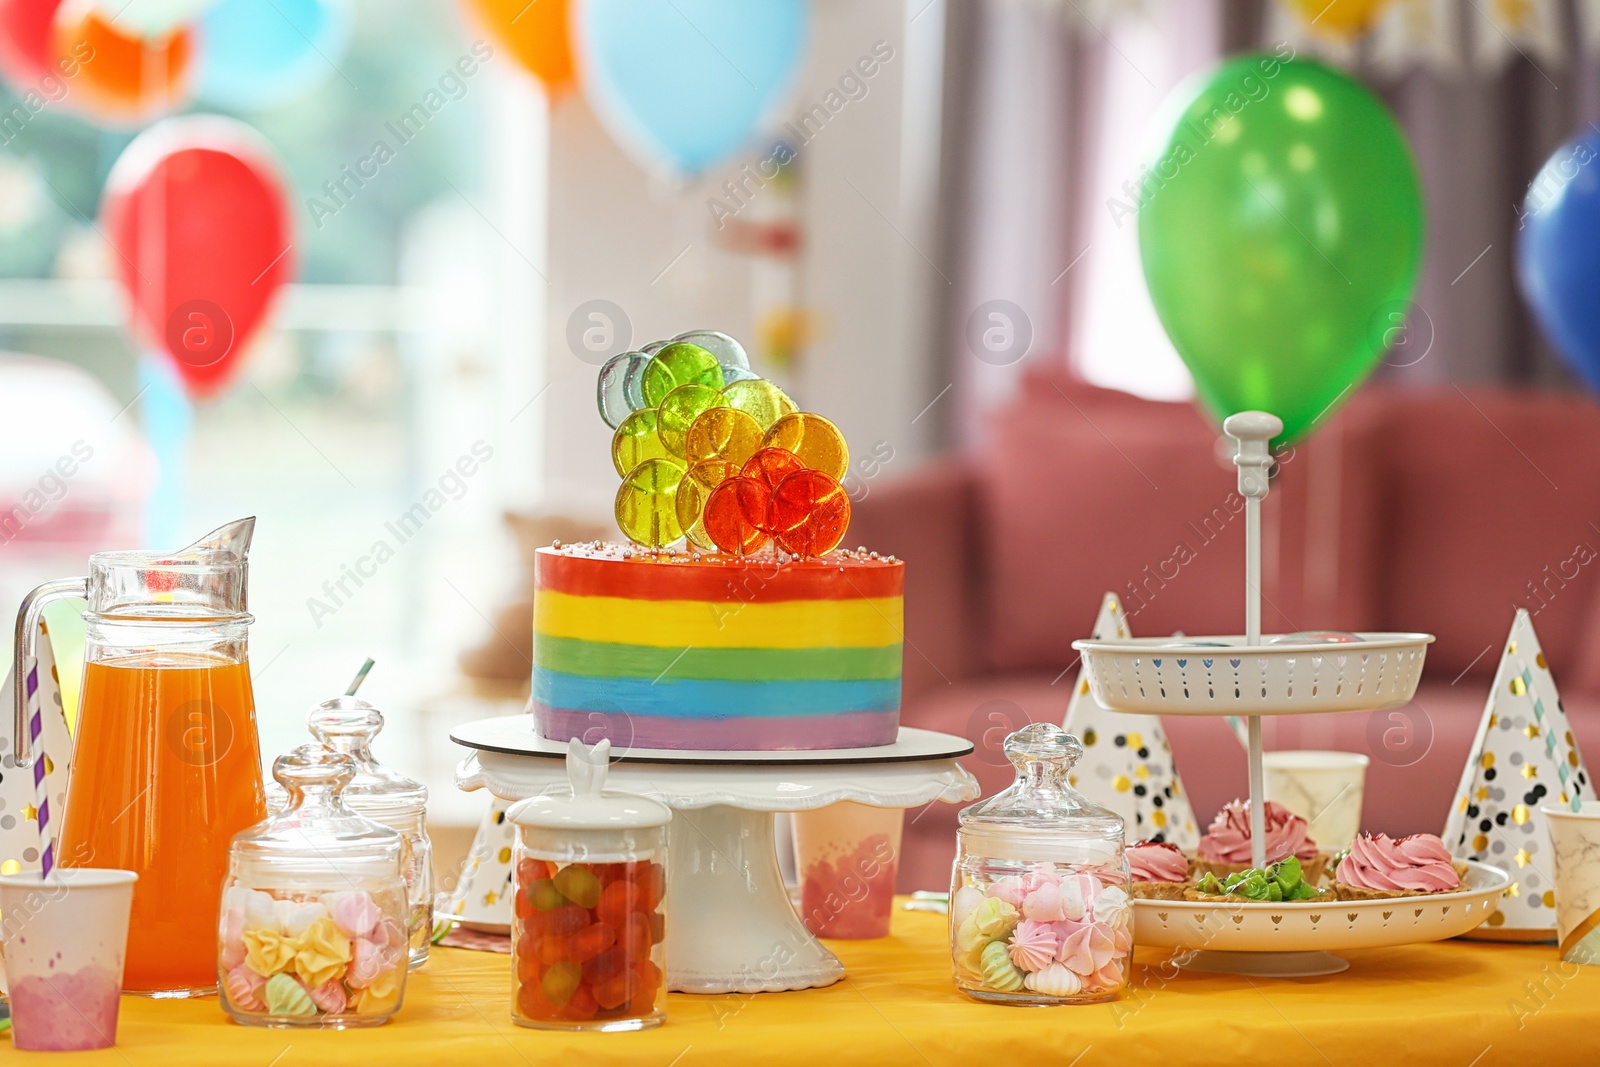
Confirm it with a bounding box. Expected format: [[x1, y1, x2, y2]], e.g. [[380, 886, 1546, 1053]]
[[1283, 0, 1389, 39], [461, 0, 574, 96], [53, 5, 194, 125]]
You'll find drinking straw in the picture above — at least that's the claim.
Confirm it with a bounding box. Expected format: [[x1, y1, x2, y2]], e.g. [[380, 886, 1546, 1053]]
[[24, 654, 53, 879], [344, 657, 376, 696]]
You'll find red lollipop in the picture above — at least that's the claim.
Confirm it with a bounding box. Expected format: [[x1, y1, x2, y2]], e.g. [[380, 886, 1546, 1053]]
[[703, 476, 771, 555], [768, 469, 851, 557], [102, 116, 294, 400], [740, 446, 805, 491]]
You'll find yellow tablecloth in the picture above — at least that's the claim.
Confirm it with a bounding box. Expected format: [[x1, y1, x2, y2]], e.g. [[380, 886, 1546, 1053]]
[[26, 905, 1598, 1066]]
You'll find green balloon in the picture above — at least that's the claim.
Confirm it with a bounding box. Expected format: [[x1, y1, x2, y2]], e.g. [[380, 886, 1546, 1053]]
[[1138, 55, 1424, 444]]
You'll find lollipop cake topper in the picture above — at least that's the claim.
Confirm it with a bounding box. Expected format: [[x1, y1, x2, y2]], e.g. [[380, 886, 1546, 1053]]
[[598, 329, 852, 557]]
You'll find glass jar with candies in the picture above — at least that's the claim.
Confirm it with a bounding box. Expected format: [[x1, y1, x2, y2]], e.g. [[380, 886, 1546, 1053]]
[[218, 745, 409, 1028], [950, 723, 1131, 1005], [507, 739, 670, 1031]]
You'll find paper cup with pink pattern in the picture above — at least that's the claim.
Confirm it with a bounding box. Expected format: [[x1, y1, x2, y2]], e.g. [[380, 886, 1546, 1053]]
[[792, 802, 903, 939], [0, 868, 136, 1051]]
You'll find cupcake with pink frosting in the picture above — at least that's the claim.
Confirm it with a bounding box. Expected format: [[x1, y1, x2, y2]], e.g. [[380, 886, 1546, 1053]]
[[1126, 841, 1190, 900], [1333, 833, 1465, 901], [1196, 799, 1325, 883]]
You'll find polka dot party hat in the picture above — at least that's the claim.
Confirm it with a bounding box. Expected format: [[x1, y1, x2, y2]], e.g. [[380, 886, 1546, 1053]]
[[1062, 593, 1199, 851], [443, 795, 516, 932], [1444, 608, 1594, 940]]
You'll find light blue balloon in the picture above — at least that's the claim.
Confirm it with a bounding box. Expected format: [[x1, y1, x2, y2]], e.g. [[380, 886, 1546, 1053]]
[[197, 0, 352, 111], [578, 0, 808, 177]]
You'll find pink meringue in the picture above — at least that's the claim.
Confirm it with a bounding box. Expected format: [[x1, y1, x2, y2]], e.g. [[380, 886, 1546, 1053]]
[[1199, 799, 1318, 865], [346, 938, 385, 988], [225, 963, 267, 1012], [326, 891, 381, 938], [987, 876, 1028, 909], [1086, 956, 1124, 994], [1336, 832, 1461, 892], [1021, 862, 1063, 892], [1007, 919, 1060, 972], [1058, 921, 1117, 977], [220, 906, 248, 970], [307, 978, 349, 1014], [1021, 881, 1068, 922], [1060, 874, 1098, 921], [1022, 962, 1083, 997], [1127, 841, 1189, 883]]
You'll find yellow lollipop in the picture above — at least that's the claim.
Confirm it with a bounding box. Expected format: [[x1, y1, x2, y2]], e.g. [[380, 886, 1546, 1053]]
[[657, 383, 727, 458], [612, 409, 670, 477], [722, 378, 797, 431], [686, 406, 764, 468], [615, 458, 687, 547], [762, 412, 849, 482], [676, 459, 740, 551]]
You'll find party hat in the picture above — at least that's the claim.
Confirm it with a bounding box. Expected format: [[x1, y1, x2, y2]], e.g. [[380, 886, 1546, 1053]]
[[1063, 593, 1199, 849], [1443, 609, 1595, 939], [0, 617, 72, 875], [443, 795, 516, 932]]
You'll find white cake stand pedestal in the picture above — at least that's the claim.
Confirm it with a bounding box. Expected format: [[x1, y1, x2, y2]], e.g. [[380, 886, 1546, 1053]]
[[452, 718, 980, 994]]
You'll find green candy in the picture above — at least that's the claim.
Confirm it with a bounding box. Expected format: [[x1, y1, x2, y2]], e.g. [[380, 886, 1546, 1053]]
[[980, 940, 1025, 993], [553, 864, 602, 909], [542, 961, 582, 1008], [642, 343, 724, 407], [528, 878, 565, 912], [264, 974, 316, 1017]]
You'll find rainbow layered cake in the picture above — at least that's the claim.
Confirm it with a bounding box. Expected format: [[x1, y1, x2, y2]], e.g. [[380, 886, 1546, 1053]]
[[533, 542, 904, 750]]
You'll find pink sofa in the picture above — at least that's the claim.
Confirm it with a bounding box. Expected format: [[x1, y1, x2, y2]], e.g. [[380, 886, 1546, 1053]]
[[852, 368, 1600, 890]]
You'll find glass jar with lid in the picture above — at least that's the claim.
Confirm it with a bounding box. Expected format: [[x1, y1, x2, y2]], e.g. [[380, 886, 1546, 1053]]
[[218, 744, 409, 1028], [950, 723, 1131, 1005], [508, 738, 670, 1032], [269, 696, 434, 969]]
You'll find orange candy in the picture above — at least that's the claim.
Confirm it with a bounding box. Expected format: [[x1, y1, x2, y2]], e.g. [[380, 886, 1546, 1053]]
[[741, 446, 805, 491], [676, 458, 739, 551], [768, 469, 852, 557], [703, 476, 771, 555], [686, 406, 763, 467], [596, 879, 641, 930], [763, 413, 849, 482]]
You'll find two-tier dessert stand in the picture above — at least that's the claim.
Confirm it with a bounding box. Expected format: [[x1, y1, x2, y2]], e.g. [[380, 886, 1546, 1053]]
[[453, 719, 980, 993], [1073, 412, 1510, 976]]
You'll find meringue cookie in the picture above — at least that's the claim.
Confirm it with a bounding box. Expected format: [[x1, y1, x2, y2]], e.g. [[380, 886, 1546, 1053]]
[[980, 940, 1025, 992], [986, 876, 1028, 909], [1022, 881, 1068, 922], [1023, 962, 1083, 997], [293, 916, 353, 989], [243, 927, 297, 977], [277, 899, 329, 938], [1007, 919, 1060, 972], [264, 973, 317, 1017], [307, 978, 348, 1014], [1058, 921, 1117, 976], [1021, 862, 1063, 892], [951, 885, 986, 928], [325, 891, 381, 938], [347, 937, 385, 988], [224, 963, 267, 1012], [1086, 956, 1124, 994]]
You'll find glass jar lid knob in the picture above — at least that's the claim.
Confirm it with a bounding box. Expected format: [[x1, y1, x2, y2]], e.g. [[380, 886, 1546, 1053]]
[[1005, 722, 1082, 780], [274, 742, 356, 804]]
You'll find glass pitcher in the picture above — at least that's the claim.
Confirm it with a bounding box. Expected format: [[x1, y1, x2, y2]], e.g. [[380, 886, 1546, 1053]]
[[13, 517, 267, 997]]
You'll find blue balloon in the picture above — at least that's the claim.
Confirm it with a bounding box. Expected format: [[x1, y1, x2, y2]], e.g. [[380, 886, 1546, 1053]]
[[197, 0, 352, 111], [577, 0, 807, 177], [1518, 130, 1600, 394]]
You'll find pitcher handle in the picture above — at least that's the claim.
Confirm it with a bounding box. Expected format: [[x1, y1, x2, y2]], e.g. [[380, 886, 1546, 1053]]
[[13, 577, 86, 764]]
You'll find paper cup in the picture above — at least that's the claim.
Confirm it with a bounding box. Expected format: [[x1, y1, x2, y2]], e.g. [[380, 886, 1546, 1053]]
[[1543, 801, 1600, 966], [0, 868, 136, 1051], [1263, 750, 1368, 850], [792, 802, 902, 939]]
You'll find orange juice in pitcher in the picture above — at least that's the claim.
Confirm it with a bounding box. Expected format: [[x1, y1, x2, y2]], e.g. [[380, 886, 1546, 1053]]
[[15, 519, 266, 996]]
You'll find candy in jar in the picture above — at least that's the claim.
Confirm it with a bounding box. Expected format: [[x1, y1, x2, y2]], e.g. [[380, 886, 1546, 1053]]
[[950, 723, 1132, 1004], [507, 738, 670, 1031], [218, 744, 409, 1028]]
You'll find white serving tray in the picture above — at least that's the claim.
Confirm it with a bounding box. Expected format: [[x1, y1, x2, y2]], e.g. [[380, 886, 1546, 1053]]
[[1072, 632, 1434, 716], [1133, 859, 1510, 958]]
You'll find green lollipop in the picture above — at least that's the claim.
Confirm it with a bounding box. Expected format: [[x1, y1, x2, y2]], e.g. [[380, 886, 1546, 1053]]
[[642, 343, 724, 407], [657, 383, 728, 458]]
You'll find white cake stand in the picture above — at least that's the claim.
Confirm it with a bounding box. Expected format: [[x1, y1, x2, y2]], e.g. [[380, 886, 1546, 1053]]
[[452, 717, 980, 994], [1072, 412, 1505, 977]]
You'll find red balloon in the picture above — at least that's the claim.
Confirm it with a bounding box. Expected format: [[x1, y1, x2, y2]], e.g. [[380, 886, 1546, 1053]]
[[102, 117, 294, 400], [0, 0, 62, 89]]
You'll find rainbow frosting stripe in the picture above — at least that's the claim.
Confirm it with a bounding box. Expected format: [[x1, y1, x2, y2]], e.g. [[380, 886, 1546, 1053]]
[[533, 544, 904, 750]]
